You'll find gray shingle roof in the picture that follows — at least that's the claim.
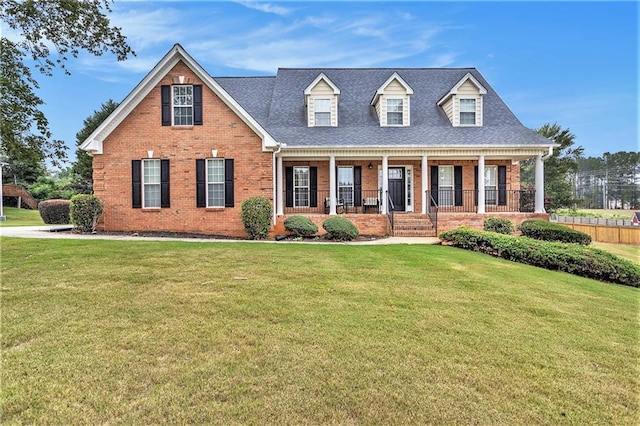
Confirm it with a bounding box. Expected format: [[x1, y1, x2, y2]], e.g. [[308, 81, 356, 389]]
[[216, 68, 550, 148]]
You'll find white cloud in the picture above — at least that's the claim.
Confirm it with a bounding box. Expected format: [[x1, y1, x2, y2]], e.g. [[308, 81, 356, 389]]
[[233, 1, 291, 16]]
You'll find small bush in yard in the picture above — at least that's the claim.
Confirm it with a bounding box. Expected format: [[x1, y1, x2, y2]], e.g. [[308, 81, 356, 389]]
[[241, 196, 273, 240], [70, 194, 104, 232], [284, 215, 318, 237], [519, 219, 591, 245], [483, 217, 514, 234], [38, 199, 70, 224], [439, 227, 640, 287], [323, 216, 359, 241]]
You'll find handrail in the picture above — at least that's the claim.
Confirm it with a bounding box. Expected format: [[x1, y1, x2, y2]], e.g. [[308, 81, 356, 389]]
[[386, 190, 395, 235], [427, 191, 439, 235]]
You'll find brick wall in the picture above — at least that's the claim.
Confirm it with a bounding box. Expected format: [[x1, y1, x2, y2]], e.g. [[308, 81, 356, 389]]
[[92, 61, 273, 237], [436, 212, 550, 234], [273, 214, 390, 237]]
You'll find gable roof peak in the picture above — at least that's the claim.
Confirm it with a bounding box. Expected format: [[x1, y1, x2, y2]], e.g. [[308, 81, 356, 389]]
[[303, 72, 341, 96], [371, 71, 414, 105]]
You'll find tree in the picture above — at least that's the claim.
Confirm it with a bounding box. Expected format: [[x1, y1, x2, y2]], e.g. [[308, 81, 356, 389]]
[[71, 100, 119, 192], [521, 123, 584, 210], [1, 1, 134, 167]]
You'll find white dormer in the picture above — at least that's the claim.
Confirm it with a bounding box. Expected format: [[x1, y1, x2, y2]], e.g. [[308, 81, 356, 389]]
[[437, 72, 487, 127], [304, 73, 340, 127], [371, 72, 413, 127]]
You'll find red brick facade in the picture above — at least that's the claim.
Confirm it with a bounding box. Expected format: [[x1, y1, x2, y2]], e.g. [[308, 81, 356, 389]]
[[92, 62, 273, 237]]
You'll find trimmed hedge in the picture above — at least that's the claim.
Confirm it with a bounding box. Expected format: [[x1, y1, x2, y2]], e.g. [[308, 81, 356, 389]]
[[70, 194, 104, 232], [483, 217, 514, 234], [519, 219, 592, 245], [241, 196, 272, 240], [38, 199, 71, 224], [439, 227, 640, 287], [322, 216, 359, 241], [284, 215, 318, 237]]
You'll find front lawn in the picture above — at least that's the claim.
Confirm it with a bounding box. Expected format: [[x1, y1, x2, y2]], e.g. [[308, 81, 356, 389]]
[[0, 207, 43, 227], [1, 238, 638, 424]]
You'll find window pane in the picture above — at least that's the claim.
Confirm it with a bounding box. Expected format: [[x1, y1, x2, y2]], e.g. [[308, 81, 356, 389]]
[[314, 99, 331, 112], [144, 184, 161, 208], [484, 166, 497, 186], [460, 99, 475, 112], [294, 167, 309, 207], [143, 159, 160, 184], [338, 167, 353, 185], [207, 159, 225, 207], [460, 112, 475, 125], [173, 85, 193, 126], [315, 112, 331, 126], [387, 99, 403, 125], [439, 166, 453, 187]]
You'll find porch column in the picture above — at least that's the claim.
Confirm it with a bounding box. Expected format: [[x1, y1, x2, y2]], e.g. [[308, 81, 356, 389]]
[[477, 155, 485, 214], [381, 155, 389, 214], [329, 155, 337, 215], [421, 155, 428, 214], [276, 155, 283, 216], [535, 154, 545, 213]]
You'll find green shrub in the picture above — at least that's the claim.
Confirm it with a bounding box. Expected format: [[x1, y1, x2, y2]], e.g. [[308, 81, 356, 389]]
[[519, 219, 592, 245], [483, 217, 514, 234], [38, 199, 71, 224], [322, 216, 359, 241], [284, 215, 318, 237], [70, 194, 104, 232], [241, 196, 273, 240], [439, 227, 639, 287]]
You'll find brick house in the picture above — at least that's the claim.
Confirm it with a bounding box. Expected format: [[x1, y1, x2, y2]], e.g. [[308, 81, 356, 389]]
[[81, 44, 555, 238]]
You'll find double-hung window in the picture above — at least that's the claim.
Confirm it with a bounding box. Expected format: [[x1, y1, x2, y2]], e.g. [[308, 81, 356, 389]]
[[438, 166, 454, 206], [314, 99, 331, 126], [459, 98, 476, 125], [207, 159, 225, 207], [142, 159, 161, 208], [484, 165, 497, 205], [337, 166, 354, 206], [294, 167, 309, 207], [387, 98, 403, 125], [173, 85, 193, 126]]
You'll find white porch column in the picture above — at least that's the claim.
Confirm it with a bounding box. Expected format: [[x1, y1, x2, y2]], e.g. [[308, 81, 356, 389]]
[[477, 155, 485, 214], [381, 155, 389, 214], [421, 155, 428, 214], [535, 154, 545, 213], [329, 155, 337, 215], [276, 155, 283, 216]]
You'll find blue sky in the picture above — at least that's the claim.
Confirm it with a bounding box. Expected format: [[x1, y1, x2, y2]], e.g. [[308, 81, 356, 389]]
[[28, 1, 638, 165]]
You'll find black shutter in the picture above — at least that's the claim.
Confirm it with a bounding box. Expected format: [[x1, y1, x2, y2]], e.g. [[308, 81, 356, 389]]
[[430, 166, 438, 205], [132, 160, 142, 208], [474, 166, 478, 206], [224, 159, 234, 207], [354, 166, 362, 207], [160, 159, 170, 208], [196, 159, 206, 207], [498, 165, 507, 206], [161, 85, 171, 126], [193, 85, 203, 125], [310, 167, 318, 208], [285, 167, 293, 207], [454, 166, 463, 206]]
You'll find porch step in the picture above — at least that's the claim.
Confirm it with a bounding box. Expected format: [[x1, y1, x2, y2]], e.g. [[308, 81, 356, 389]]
[[392, 214, 436, 237]]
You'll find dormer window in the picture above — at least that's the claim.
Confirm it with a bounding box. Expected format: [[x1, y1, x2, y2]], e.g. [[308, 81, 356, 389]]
[[314, 98, 331, 126], [459, 98, 476, 125], [304, 73, 340, 127], [387, 99, 404, 125], [371, 72, 413, 127], [437, 72, 486, 127]]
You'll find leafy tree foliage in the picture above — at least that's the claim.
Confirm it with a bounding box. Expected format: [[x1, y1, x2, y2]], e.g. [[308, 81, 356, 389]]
[[521, 123, 583, 210], [72, 100, 119, 192], [1, 1, 133, 168], [577, 151, 640, 209]]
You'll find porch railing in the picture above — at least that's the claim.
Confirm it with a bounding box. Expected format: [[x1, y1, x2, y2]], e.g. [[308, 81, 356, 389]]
[[386, 190, 395, 235], [427, 192, 438, 235], [283, 189, 382, 214], [426, 189, 535, 213]]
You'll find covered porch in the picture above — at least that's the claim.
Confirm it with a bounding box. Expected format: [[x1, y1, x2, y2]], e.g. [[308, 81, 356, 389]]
[[273, 148, 549, 235]]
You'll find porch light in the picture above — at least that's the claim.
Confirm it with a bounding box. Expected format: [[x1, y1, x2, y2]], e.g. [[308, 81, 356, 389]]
[[368, 162, 373, 169]]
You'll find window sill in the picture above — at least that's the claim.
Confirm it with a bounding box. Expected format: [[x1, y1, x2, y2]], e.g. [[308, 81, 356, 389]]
[[141, 208, 162, 212], [171, 126, 194, 130], [205, 207, 226, 211]]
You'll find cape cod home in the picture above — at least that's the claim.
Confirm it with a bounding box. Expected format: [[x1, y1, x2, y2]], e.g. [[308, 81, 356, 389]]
[[81, 44, 554, 237]]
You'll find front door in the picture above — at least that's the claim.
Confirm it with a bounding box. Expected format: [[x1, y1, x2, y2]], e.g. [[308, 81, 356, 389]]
[[388, 167, 405, 211]]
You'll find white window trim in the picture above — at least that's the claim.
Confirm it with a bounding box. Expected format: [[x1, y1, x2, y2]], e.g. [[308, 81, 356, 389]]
[[438, 165, 455, 207], [314, 98, 332, 127], [385, 97, 405, 126], [142, 159, 161, 209], [172, 84, 194, 126], [458, 98, 477, 126], [485, 165, 497, 205], [337, 166, 354, 206], [293, 166, 310, 208], [206, 158, 225, 208]]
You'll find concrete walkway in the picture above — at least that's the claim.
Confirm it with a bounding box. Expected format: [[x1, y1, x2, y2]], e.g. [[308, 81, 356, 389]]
[[0, 226, 440, 245]]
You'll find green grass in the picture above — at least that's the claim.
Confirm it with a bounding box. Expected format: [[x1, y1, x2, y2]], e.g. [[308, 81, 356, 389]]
[[1, 238, 638, 424], [592, 241, 639, 263], [0, 207, 43, 227], [556, 208, 634, 220]]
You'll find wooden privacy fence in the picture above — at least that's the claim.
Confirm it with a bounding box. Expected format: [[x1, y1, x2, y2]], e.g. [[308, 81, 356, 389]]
[[555, 222, 640, 245]]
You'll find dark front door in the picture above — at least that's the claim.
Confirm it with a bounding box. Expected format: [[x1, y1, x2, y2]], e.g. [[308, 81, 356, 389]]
[[388, 167, 405, 211]]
